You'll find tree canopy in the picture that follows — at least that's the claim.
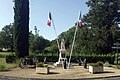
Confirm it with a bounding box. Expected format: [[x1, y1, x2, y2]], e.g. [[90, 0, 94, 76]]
[[13, 0, 29, 58], [0, 24, 13, 50]]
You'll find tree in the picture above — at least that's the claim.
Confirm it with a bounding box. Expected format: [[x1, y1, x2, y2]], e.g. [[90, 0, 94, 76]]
[[58, 27, 75, 51], [86, 0, 120, 28], [43, 0, 120, 55], [13, 0, 29, 58], [83, 0, 120, 54], [0, 24, 13, 50], [44, 44, 58, 54], [29, 31, 50, 53]]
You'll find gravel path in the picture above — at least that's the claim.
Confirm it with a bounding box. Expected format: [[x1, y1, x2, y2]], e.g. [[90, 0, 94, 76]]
[[0, 65, 120, 80]]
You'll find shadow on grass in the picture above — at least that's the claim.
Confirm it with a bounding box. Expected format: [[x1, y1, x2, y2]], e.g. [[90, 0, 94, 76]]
[[0, 69, 12, 72], [0, 55, 5, 58]]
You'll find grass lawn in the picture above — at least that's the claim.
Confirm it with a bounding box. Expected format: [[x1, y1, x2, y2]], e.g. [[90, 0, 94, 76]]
[[0, 52, 18, 71], [0, 58, 18, 70], [0, 52, 14, 56]]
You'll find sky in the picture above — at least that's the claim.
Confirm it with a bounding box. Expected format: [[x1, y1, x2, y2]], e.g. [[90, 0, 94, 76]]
[[0, 0, 89, 41]]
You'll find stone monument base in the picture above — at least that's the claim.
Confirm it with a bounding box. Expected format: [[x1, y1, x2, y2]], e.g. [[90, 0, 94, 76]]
[[54, 58, 67, 67]]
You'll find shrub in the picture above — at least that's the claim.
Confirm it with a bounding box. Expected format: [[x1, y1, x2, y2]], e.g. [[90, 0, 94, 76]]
[[36, 62, 48, 67], [89, 63, 99, 67], [89, 61, 103, 67], [97, 61, 103, 66], [29, 53, 114, 64], [36, 62, 43, 67], [43, 64, 48, 67], [0, 65, 5, 71], [6, 54, 17, 63]]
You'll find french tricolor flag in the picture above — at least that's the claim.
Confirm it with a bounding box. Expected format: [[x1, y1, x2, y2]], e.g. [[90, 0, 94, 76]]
[[78, 12, 82, 27], [47, 12, 52, 26]]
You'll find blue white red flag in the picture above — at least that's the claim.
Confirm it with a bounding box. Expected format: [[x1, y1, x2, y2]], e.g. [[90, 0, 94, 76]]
[[47, 12, 52, 26], [78, 12, 82, 27]]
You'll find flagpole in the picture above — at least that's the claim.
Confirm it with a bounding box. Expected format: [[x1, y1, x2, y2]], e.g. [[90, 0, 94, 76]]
[[68, 23, 78, 68], [51, 15, 60, 50], [68, 11, 81, 68]]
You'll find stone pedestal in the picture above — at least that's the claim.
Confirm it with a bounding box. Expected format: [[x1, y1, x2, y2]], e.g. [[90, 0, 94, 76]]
[[54, 58, 67, 67]]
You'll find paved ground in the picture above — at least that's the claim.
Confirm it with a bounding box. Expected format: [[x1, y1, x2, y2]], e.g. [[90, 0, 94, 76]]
[[97, 77, 120, 80], [0, 65, 120, 80]]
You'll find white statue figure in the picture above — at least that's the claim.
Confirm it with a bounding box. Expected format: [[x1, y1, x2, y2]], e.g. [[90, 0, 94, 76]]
[[59, 39, 66, 62], [54, 39, 67, 67]]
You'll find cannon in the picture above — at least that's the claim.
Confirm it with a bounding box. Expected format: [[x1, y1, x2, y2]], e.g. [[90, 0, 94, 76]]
[[19, 56, 38, 69]]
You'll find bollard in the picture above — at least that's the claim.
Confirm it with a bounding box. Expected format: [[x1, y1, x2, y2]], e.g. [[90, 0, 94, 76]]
[[44, 57, 47, 64], [63, 59, 67, 69], [78, 60, 81, 66], [84, 59, 87, 69]]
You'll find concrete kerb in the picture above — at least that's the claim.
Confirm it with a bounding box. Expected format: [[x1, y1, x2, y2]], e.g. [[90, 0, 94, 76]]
[[0, 75, 120, 80]]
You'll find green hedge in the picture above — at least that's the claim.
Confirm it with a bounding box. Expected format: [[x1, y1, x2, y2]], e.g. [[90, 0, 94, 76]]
[[6, 53, 114, 64], [30, 55, 58, 62], [30, 54, 115, 64], [6, 55, 17, 63], [69, 55, 114, 64]]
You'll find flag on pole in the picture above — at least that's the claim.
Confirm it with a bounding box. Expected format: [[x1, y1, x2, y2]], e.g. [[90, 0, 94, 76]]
[[47, 12, 52, 26], [78, 12, 82, 27], [68, 11, 82, 68], [46, 11, 60, 49]]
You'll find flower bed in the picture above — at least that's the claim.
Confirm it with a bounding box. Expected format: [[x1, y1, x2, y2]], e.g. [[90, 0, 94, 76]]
[[36, 62, 49, 74], [89, 62, 103, 74]]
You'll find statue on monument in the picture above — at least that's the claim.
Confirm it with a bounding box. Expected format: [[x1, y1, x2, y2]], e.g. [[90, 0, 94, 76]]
[[54, 39, 67, 67], [59, 39, 66, 62]]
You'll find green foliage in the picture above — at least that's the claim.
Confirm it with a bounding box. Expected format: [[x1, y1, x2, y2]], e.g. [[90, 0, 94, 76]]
[[29, 30, 50, 53], [36, 62, 44, 67], [0, 59, 18, 71], [57, 25, 116, 54], [30, 53, 114, 64], [0, 65, 5, 71], [57, 25, 114, 54], [86, 0, 120, 28], [36, 62, 48, 67], [30, 53, 58, 62], [43, 64, 48, 67], [97, 61, 103, 66], [13, 0, 29, 58], [58, 27, 75, 51], [29, 26, 50, 53], [89, 63, 98, 67], [44, 44, 58, 54], [71, 54, 114, 64], [83, 0, 120, 54], [0, 53, 18, 71], [55, 0, 120, 54], [6, 54, 17, 63], [89, 61, 103, 67], [0, 24, 13, 50], [75, 27, 94, 53], [44, 47, 51, 52]]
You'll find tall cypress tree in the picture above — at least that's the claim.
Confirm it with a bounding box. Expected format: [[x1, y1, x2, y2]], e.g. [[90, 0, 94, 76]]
[[13, 0, 29, 58]]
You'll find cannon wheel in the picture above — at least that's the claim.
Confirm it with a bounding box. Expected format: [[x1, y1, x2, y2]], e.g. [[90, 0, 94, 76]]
[[19, 58, 27, 69]]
